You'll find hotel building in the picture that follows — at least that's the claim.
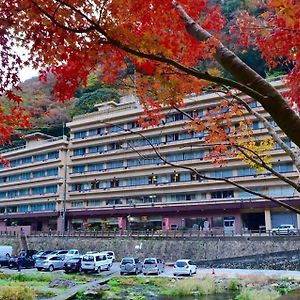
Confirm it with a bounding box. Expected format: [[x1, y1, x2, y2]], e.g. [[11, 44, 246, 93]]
[[66, 79, 300, 233], [0, 79, 299, 233], [0, 133, 68, 232]]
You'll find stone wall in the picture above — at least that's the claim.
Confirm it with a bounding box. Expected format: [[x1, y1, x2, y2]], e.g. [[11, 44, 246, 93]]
[[1, 235, 300, 261]]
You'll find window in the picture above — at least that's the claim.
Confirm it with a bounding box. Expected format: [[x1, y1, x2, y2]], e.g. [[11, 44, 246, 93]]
[[171, 172, 180, 183], [73, 165, 85, 174], [74, 131, 87, 139], [166, 153, 184, 162], [148, 175, 158, 184], [44, 202, 56, 210], [71, 201, 84, 207], [212, 216, 223, 227], [110, 178, 119, 188], [107, 143, 122, 151], [237, 167, 256, 177], [128, 121, 140, 129], [21, 157, 32, 164], [33, 170, 46, 178], [47, 168, 58, 176], [273, 163, 293, 173], [166, 133, 179, 142], [211, 190, 234, 199], [46, 185, 57, 194], [252, 121, 260, 130], [248, 101, 257, 108], [88, 129, 97, 136], [107, 160, 123, 169], [48, 151, 59, 159], [73, 148, 85, 156], [18, 205, 29, 212], [166, 113, 184, 123], [210, 169, 233, 178], [91, 180, 101, 190], [33, 154, 46, 162], [269, 186, 294, 197], [191, 173, 202, 181], [88, 163, 103, 172], [32, 187, 44, 195]]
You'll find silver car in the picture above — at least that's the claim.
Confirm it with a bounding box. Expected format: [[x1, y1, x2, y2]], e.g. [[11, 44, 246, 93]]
[[143, 258, 165, 275], [271, 224, 297, 235], [35, 255, 65, 272], [120, 257, 143, 275]]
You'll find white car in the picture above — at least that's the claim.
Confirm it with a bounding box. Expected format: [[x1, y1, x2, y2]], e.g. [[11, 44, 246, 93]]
[[173, 259, 197, 276], [81, 252, 112, 273], [271, 224, 297, 235], [64, 249, 80, 260], [100, 251, 115, 262]]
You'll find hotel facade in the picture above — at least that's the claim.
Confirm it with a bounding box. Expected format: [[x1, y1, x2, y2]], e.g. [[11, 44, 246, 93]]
[[0, 79, 299, 233]]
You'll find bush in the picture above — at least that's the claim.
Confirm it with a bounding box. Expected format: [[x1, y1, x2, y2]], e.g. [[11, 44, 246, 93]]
[[228, 279, 240, 291], [235, 288, 280, 300], [0, 285, 36, 300]]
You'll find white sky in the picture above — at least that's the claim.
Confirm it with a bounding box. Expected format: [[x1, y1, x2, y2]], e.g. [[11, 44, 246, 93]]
[[19, 67, 39, 82]]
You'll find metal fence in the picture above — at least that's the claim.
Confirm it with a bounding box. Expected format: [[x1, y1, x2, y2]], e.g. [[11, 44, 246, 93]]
[[1, 228, 299, 238]]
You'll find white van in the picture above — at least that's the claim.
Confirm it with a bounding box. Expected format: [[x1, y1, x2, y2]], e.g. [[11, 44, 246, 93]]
[[81, 252, 112, 273], [0, 246, 13, 267]]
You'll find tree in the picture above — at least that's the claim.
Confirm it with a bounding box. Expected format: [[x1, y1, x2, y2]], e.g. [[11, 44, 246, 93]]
[[1, 0, 300, 209]]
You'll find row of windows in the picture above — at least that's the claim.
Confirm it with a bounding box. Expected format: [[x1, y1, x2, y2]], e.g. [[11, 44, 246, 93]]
[[72, 132, 204, 157], [72, 110, 205, 140], [0, 151, 59, 169], [0, 185, 58, 199], [72, 151, 205, 173], [0, 202, 56, 214], [0, 168, 59, 183], [70, 185, 295, 209], [70, 193, 200, 208]]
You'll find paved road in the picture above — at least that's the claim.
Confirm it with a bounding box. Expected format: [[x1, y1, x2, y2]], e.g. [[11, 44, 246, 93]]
[[2, 263, 300, 280]]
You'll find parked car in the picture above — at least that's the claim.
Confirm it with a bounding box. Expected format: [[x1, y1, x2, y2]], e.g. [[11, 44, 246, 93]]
[[81, 252, 112, 273], [8, 255, 35, 269], [271, 224, 297, 235], [64, 257, 82, 273], [143, 257, 164, 275], [8, 250, 37, 269], [35, 255, 65, 272], [99, 251, 115, 262], [64, 249, 80, 261], [173, 259, 197, 276], [120, 257, 143, 275], [0, 246, 13, 267], [32, 250, 53, 261]]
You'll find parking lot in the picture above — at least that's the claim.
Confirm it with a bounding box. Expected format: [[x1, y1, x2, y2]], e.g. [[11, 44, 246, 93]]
[[2, 263, 300, 280]]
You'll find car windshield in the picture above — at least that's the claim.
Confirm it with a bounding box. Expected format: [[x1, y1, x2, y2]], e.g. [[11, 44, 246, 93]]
[[82, 256, 94, 262], [58, 251, 68, 254], [38, 256, 47, 260], [144, 259, 156, 264], [176, 261, 187, 267], [107, 252, 113, 256], [121, 258, 134, 264], [68, 258, 80, 263]]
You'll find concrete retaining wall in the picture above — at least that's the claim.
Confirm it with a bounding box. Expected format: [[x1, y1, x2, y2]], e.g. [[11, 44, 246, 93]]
[[1, 236, 300, 261]]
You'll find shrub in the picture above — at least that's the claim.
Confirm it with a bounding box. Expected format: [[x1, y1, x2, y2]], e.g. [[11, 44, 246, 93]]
[[0, 285, 36, 300], [228, 279, 240, 291], [235, 288, 280, 300], [168, 278, 218, 297]]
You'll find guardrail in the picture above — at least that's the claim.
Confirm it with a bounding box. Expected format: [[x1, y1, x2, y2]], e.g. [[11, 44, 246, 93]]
[[1, 229, 299, 238]]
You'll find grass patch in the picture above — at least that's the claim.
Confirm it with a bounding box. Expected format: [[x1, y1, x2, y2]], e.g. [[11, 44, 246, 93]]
[[235, 288, 280, 300], [0, 284, 36, 300], [163, 278, 219, 297]]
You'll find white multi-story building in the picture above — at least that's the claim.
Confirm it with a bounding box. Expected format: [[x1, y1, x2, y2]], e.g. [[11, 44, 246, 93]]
[[0, 79, 298, 233]]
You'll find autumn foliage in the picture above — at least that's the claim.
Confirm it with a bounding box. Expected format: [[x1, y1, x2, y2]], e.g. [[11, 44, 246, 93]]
[[0, 0, 299, 152]]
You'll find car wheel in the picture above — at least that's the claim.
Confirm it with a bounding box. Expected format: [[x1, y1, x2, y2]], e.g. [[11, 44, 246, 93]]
[[79, 267, 83, 273], [120, 271, 124, 275], [143, 273, 147, 276], [97, 266, 102, 273], [173, 273, 177, 277], [135, 269, 138, 275], [106, 264, 111, 271], [189, 270, 192, 276], [48, 265, 54, 272], [37, 268, 42, 271]]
